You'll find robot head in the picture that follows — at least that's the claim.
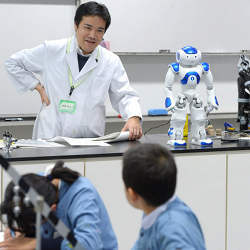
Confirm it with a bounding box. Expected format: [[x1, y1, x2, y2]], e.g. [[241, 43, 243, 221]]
[[176, 46, 201, 66]]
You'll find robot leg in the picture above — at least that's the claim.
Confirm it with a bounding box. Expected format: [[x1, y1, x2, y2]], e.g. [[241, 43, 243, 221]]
[[190, 97, 213, 146], [167, 95, 187, 146]]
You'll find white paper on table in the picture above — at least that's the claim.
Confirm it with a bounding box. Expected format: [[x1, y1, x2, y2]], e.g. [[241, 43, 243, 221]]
[[15, 139, 66, 148], [48, 136, 110, 146], [92, 131, 130, 143], [48, 131, 130, 146]]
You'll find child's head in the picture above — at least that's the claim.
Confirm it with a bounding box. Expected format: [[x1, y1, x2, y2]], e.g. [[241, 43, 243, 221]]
[[0, 174, 57, 237], [0, 161, 80, 237], [122, 143, 177, 208]]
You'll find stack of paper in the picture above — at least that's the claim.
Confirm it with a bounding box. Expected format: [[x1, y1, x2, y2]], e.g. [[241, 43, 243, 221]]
[[48, 131, 130, 146], [92, 131, 130, 143], [48, 137, 110, 147], [0, 131, 130, 149]]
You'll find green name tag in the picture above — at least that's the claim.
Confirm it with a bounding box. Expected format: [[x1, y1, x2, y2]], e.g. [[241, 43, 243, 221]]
[[59, 100, 76, 114]]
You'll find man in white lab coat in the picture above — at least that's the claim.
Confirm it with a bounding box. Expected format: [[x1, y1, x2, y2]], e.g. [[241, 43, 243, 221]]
[[5, 1, 142, 140]]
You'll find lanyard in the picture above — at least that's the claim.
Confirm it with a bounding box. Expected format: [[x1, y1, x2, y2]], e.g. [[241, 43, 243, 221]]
[[66, 37, 99, 96]]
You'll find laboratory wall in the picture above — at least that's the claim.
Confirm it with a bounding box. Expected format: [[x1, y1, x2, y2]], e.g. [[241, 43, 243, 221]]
[[0, 2, 239, 116]]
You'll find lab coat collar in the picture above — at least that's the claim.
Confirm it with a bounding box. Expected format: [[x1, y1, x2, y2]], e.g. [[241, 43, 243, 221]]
[[76, 45, 91, 57], [141, 195, 176, 230], [65, 35, 100, 81]]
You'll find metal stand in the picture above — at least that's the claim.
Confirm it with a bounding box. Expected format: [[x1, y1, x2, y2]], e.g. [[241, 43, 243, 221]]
[[34, 195, 44, 250], [75, 0, 81, 7]]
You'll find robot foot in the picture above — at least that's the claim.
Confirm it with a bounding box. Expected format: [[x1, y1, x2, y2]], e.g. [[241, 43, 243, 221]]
[[167, 139, 187, 147], [191, 138, 213, 146]]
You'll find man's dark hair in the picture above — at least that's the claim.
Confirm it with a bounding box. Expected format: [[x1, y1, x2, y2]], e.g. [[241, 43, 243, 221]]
[[0, 161, 79, 237], [74, 1, 111, 31], [122, 143, 177, 207]]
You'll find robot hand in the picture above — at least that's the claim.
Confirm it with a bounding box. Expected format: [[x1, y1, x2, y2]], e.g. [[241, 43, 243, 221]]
[[175, 94, 187, 110], [192, 95, 203, 109], [204, 105, 214, 115], [207, 88, 219, 112], [165, 96, 176, 112], [165, 94, 187, 112]]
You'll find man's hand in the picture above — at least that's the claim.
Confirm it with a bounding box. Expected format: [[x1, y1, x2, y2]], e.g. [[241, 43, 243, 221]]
[[4, 228, 22, 241], [0, 235, 36, 250], [121, 116, 142, 140], [4, 228, 13, 241], [35, 83, 50, 106]]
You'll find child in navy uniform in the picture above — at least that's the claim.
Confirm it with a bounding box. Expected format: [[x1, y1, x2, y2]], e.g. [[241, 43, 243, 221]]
[[0, 161, 118, 250], [122, 143, 206, 250]]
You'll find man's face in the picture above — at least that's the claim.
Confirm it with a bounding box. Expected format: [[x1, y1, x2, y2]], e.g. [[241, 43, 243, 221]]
[[75, 15, 106, 55]]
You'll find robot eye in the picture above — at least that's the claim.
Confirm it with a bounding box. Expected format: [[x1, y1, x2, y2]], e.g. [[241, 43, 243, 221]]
[[195, 56, 197, 58], [187, 56, 189, 58]]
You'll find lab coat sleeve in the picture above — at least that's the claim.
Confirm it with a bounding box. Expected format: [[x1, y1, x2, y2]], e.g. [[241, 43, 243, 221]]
[[60, 188, 103, 250], [109, 56, 142, 120], [5, 43, 46, 92]]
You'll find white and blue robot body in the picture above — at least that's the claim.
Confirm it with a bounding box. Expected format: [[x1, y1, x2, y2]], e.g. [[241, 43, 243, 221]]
[[167, 96, 188, 147], [178, 64, 203, 94], [164, 68, 177, 112], [165, 63, 203, 114], [176, 46, 202, 67], [168, 62, 218, 110], [165, 46, 218, 147], [207, 88, 219, 112], [170, 62, 210, 84], [189, 99, 213, 146]]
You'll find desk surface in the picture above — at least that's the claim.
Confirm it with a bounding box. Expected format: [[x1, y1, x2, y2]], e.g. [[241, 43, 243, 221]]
[[1, 134, 250, 162], [0, 134, 250, 162]]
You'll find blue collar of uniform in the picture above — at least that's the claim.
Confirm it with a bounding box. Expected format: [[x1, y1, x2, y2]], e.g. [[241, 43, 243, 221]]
[[58, 180, 69, 200], [141, 195, 176, 230]]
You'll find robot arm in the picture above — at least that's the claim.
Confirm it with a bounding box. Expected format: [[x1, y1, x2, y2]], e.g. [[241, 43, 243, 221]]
[[202, 63, 219, 112], [164, 65, 177, 111]]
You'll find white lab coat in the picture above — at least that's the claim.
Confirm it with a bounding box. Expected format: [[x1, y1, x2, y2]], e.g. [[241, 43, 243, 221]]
[[5, 36, 142, 139]]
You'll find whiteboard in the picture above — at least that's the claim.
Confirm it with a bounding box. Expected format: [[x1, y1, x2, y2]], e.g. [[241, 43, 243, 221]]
[[0, 3, 75, 115], [100, 0, 250, 53]]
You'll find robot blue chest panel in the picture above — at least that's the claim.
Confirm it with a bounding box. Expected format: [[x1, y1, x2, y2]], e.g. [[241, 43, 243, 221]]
[[181, 71, 201, 85]]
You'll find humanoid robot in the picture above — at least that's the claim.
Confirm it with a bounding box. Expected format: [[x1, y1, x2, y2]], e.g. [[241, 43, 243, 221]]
[[237, 54, 250, 131], [164, 46, 219, 146]]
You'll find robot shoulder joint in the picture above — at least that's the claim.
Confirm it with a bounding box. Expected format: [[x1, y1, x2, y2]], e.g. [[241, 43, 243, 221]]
[[201, 62, 210, 72], [170, 63, 180, 73]]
